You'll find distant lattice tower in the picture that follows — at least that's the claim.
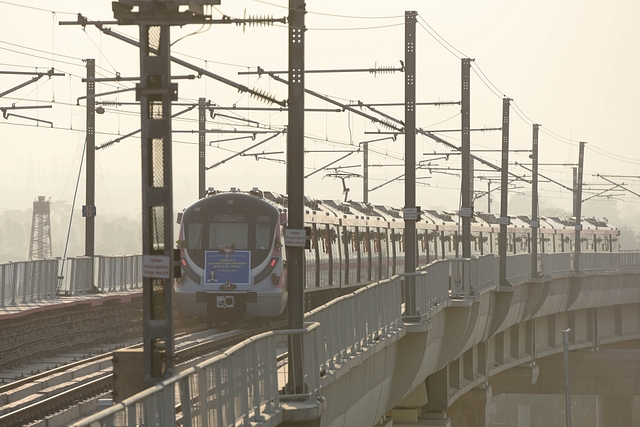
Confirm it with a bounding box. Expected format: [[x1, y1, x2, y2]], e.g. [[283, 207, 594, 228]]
[[29, 196, 52, 260]]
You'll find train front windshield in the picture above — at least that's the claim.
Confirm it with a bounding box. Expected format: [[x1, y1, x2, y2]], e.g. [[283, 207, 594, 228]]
[[210, 215, 249, 249], [183, 201, 278, 270]]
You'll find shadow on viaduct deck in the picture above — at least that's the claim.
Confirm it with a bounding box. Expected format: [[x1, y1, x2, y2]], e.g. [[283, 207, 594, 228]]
[[71, 252, 640, 427]]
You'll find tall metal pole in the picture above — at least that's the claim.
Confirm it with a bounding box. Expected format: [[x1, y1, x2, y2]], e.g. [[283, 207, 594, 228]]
[[572, 167, 578, 216], [531, 124, 540, 277], [404, 11, 417, 316], [286, 0, 306, 393], [198, 97, 207, 197], [574, 142, 586, 272], [85, 59, 96, 259], [461, 58, 473, 258], [138, 23, 175, 386], [363, 142, 369, 204], [107, 0, 221, 392], [499, 98, 511, 286], [563, 328, 572, 427]]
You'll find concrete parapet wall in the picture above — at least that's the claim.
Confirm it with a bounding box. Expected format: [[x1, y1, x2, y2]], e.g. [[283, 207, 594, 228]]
[[322, 332, 402, 427], [316, 269, 640, 427]]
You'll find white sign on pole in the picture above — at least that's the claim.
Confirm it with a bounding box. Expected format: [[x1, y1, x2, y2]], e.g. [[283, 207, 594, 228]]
[[403, 207, 418, 221], [143, 255, 171, 279], [285, 229, 307, 247], [459, 207, 473, 218]]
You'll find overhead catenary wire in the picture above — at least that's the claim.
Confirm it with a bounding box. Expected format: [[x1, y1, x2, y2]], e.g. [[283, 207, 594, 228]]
[[414, 14, 640, 166], [252, 0, 405, 20], [0, 0, 76, 15], [3, 2, 636, 204]]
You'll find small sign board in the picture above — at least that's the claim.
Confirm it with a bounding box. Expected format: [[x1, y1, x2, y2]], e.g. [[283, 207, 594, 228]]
[[285, 229, 307, 247], [82, 205, 97, 218], [459, 207, 473, 218], [143, 255, 171, 279], [403, 207, 418, 221], [499, 216, 510, 225], [530, 220, 539, 228]]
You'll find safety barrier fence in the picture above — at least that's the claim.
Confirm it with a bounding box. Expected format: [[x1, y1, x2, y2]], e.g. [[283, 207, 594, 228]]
[[418, 255, 501, 304], [306, 276, 403, 375], [0, 255, 142, 306], [71, 273, 405, 427], [423, 252, 640, 305], [15, 252, 640, 426], [0, 258, 58, 307], [70, 323, 323, 427], [94, 255, 143, 293]]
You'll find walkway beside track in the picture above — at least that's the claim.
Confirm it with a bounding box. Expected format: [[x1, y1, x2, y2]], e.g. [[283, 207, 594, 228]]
[[0, 255, 143, 370]]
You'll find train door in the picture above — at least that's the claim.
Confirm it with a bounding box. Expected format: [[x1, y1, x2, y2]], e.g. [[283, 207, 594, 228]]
[[329, 225, 341, 286], [317, 224, 330, 287], [379, 228, 389, 279], [304, 225, 319, 288], [359, 227, 371, 283], [370, 228, 381, 281]]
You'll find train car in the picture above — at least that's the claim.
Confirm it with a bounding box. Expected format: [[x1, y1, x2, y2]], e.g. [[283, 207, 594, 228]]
[[175, 188, 287, 326], [175, 187, 620, 324]]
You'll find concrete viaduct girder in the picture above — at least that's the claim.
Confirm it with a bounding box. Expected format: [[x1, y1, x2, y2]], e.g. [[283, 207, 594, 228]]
[[380, 270, 640, 427]]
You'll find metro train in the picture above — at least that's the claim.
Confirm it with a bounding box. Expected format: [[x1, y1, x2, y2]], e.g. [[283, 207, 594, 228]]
[[174, 187, 620, 325]]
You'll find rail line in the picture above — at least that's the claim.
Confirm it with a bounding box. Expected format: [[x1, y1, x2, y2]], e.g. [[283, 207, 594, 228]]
[[0, 320, 286, 427]]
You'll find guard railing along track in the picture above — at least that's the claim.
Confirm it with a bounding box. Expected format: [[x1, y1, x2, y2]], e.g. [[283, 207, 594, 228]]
[[0, 322, 287, 427]]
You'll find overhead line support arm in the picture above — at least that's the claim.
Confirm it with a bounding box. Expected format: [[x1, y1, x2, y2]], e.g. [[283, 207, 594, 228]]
[[595, 174, 640, 198], [514, 161, 571, 192], [207, 131, 284, 169], [264, 70, 404, 132], [69, 17, 287, 106], [418, 128, 530, 184], [0, 68, 64, 98]]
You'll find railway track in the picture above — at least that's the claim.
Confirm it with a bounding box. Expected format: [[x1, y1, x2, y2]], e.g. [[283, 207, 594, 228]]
[[0, 320, 286, 427]]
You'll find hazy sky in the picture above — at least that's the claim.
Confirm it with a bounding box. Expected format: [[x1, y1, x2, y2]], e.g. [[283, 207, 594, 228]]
[[1, 1, 639, 223]]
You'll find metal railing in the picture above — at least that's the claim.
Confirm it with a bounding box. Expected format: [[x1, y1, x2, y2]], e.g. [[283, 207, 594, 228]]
[[95, 255, 143, 293], [15, 252, 640, 426], [412, 251, 640, 311], [70, 275, 406, 427], [418, 255, 499, 303], [0, 255, 142, 307], [306, 276, 403, 374], [0, 258, 58, 306], [57, 255, 143, 295], [69, 323, 323, 427]]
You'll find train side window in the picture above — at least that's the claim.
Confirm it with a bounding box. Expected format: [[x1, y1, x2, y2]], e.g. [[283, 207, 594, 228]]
[[187, 223, 203, 249]]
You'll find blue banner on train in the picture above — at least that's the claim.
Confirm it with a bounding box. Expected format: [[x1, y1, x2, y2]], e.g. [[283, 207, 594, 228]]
[[203, 250, 252, 291]]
